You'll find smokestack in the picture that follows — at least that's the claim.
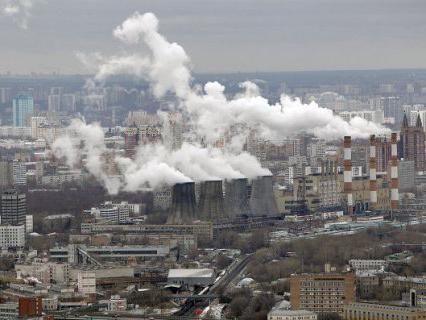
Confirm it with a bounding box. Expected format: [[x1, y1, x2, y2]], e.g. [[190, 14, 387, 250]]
[[390, 133, 399, 209], [224, 178, 251, 218], [369, 135, 377, 210], [167, 182, 196, 224], [249, 175, 278, 216], [198, 180, 226, 223], [343, 136, 353, 215]]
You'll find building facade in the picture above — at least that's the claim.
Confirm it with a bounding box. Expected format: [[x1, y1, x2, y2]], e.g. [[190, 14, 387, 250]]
[[13, 94, 34, 127], [1, 190, 26, 226], [290, 272, 356, 315], [400, 114, 425, 172]]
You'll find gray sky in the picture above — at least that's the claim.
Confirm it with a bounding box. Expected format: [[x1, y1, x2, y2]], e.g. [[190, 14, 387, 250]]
[[0, 0, 425, 74]]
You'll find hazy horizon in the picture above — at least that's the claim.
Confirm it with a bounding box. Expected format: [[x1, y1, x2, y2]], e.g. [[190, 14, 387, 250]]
[[0, 0, 425, 74]]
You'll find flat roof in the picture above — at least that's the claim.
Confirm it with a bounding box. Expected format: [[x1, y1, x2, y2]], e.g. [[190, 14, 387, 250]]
[[168, 269, 214, 278]]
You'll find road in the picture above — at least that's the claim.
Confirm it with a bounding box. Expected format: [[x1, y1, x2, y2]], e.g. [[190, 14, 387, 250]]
[[174, 254, 252, 317]]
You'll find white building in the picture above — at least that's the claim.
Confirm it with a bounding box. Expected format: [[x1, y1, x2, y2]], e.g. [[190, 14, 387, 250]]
[[268, 309, 317, 320], [91, 203, 129, 223], [0, 126, 31, 138], [167, 269, 215, 289], [0, 303, 18, 319], [0, 225, 25, 249], [339, 110, 384, 124], [349, 259, 388, 272], [77, 271, 96, 295], [15, 262, 70, 285], [25, 215, 33, 233], [12, 160, 27, 185]]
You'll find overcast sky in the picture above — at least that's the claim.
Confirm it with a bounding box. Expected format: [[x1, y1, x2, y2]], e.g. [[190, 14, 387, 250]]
[[0, 0, 425, 74]]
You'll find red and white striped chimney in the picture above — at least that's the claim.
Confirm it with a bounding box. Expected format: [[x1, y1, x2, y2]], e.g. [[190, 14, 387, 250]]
[[369, 135, 377, 210], [344, 136, 353, 215], [390, 133, 399, 209]]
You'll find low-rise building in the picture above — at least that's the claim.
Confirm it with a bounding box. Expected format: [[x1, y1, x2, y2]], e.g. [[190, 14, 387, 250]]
[[0, 224, 25, 249], [77, 271, 96, 295], [168, 269, 215, 289], [0, 303, 18, 319], [268, 309, 317, 320], [349, 259, 388, 272], [343, 302, 426, 320], [383, 276, 426, 291]]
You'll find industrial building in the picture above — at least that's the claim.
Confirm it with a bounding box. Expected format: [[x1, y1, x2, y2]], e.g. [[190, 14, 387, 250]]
[[167, 268, 215, 289]]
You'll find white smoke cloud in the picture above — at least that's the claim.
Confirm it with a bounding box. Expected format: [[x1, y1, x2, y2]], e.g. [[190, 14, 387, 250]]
[[79, 11, 389, 143], [52, 120, 269, 193], [60, 11, 390, 193], [0, 0, 42, 29]]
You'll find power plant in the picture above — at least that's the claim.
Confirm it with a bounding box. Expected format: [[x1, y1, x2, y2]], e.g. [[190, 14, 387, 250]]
[[167, 182, 197, 224], [224, 178, 251, 218], [198, 180, 226, 223], [249, 175, 278, 216]]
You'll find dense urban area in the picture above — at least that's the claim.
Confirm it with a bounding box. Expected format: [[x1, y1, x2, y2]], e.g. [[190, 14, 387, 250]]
[[1, 4, 426, 320]]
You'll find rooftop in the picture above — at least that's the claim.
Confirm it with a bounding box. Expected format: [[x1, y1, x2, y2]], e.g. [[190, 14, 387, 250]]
[[168, 269, 214, 278]]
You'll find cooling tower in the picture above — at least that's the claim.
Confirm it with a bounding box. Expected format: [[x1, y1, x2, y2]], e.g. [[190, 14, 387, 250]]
[[249, 175, 278, 216], [198, 180, 226, 222], [167, 182, 197, 224], [224, 178, 251, 218]]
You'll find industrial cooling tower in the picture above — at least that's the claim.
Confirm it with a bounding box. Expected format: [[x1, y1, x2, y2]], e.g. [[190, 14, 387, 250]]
[[249, 175, 278, 216], [167, 182, 197, 224], [224, 178, 251, 218], [198, 180, 226, 223]]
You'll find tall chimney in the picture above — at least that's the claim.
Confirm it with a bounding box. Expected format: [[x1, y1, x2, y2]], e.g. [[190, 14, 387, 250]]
[[343, 136, 353, 215], [390, 133, 399, 209], [369, 135, 377, 210]]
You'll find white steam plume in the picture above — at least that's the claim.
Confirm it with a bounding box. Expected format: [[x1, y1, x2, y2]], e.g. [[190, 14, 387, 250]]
[[80, 11, 389, 142], [0, 0, 43, 29], [52, 120, 269, 193], [60, 11, 390, 193]]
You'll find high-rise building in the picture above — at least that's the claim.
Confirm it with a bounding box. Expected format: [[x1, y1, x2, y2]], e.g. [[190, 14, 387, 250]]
[[48, 94, 61, 112], [1, 190, 26, 226], [0, 161, 12, 188], [0, 87, 11, 104], [398, 160, 415, 192], [381, 96, 401, 125], [400, 113, 426, 172], [12, 94, 34, 127], [375, 136, 392, 172], [12, 160, 27, 186]]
